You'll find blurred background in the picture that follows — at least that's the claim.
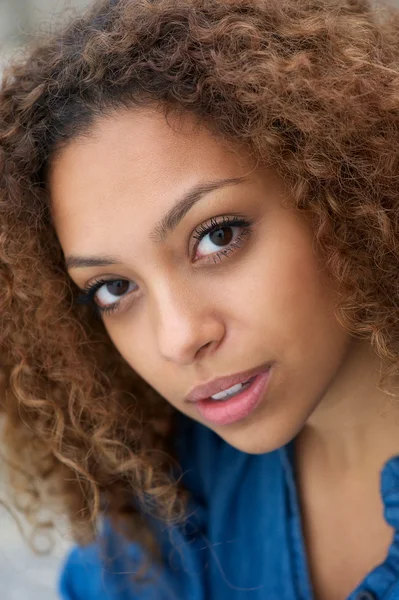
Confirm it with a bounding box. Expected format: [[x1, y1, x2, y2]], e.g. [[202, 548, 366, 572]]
[[0, 7, 93, 600], [0, 1, 90, 68]]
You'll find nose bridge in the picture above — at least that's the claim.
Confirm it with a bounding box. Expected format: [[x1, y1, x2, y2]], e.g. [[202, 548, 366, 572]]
[[152, 273, 222, 364]]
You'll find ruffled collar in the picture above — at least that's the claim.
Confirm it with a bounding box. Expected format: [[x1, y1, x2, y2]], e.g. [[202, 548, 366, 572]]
[[282, 443, 399, 600], [351, 456, 399, 600]]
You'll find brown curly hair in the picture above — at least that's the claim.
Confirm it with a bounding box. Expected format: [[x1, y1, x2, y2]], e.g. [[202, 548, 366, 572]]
[[1, 0, 399, 569]]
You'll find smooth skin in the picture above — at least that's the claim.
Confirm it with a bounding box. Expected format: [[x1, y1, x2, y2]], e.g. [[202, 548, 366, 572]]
[[50, 109, 398, 600]]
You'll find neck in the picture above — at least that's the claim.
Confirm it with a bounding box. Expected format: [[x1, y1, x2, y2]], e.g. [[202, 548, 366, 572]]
[[298, 339, 399, 474]]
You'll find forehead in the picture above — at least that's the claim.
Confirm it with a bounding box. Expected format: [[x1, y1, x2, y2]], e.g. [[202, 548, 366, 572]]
[[49, 108, 250, 249]]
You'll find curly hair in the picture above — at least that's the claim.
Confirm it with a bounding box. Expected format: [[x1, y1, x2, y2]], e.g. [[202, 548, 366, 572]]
[[1, 0, 399, 570]]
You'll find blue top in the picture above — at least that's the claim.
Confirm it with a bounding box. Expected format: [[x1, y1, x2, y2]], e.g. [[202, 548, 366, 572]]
[[59, 414, 399, 600]]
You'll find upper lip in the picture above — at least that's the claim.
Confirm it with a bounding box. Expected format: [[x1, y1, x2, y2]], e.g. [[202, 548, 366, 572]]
[[185, 362, 272, 403]]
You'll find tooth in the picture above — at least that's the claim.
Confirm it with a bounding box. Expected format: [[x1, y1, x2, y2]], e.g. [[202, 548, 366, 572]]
[[211, 383, 243, 400]]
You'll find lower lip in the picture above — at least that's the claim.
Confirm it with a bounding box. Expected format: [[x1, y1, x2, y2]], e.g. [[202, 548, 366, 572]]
[[194, 369, 271, 426]]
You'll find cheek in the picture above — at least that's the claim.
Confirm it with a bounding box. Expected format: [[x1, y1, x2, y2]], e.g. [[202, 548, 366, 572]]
[[104, 318, 182, 406], [241, 221, 347, 369], [261, 238, 351, 421], [106, 322, 157, 380]]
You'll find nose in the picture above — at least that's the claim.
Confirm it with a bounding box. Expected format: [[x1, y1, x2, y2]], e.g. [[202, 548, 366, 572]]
[[153, 281, 225, 365]]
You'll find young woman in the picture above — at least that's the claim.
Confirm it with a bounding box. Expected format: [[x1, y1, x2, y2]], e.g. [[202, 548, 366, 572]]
[[1, 0, 399, 598]]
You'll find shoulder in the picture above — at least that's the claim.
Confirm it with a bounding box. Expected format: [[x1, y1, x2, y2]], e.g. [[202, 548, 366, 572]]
[[59, 527, 187, 600], [59, 415, 286, 600], [58, 415, 220, 600]]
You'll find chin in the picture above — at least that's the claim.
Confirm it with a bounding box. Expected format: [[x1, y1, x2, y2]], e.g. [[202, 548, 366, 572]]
[[214, 415, 306, 455]]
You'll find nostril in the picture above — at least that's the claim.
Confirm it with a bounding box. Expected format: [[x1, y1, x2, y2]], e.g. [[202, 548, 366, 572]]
[[196, 341, 213, 358]]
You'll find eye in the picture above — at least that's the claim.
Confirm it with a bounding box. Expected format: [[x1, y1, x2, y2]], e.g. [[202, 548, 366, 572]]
[[78, 278, 137, 314], [95, 279, 136, 308], [193, 215, 254, 262]]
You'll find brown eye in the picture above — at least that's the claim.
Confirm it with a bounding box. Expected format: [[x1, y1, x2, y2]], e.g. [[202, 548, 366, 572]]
[[193, 215, 254, 262], [94, 279, 136, 308], [105, 280, 130, 296], [209, 227, 234, 247], [197, 224, 240, 257]]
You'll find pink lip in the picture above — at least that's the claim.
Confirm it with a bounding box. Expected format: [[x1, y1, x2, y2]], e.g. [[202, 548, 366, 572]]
[[185, 362, 272, 403], [194, 369, 272, 426]]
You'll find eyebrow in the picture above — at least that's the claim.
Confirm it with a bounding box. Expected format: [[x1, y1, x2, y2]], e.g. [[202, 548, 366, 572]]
[[65, 176, 247, 270]]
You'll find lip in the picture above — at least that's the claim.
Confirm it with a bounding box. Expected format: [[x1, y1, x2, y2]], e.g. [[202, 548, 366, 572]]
[[195, 369, 271, 426], [185, 362, 272, 403]]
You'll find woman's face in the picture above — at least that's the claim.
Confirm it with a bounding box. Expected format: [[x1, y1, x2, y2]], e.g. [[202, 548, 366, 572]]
[[50, 109, 352, 454]]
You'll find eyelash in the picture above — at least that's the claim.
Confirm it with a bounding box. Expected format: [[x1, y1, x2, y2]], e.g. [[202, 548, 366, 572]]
[[77, 215, 255, 316]]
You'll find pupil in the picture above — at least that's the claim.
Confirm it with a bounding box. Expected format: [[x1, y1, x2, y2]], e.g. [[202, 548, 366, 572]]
[[210, 227, 233, 247], [106, 280, 129, 296]]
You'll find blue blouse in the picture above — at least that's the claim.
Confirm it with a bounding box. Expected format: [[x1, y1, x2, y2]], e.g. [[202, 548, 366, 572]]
[[59, 414, 399, 600]]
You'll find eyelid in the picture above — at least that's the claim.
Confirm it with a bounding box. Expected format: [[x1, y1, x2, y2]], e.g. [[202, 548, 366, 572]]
[[192, 214, 249, 238]]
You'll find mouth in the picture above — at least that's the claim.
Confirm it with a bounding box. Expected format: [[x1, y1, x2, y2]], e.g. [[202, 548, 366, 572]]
[[185, 362, 272, 403], [185, 363, 273, 426]]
